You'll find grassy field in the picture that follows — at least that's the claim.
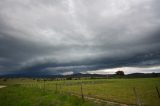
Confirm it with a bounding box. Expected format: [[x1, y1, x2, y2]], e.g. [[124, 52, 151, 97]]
[[0, 78, 160, 106], [0, 84, 105, 106]]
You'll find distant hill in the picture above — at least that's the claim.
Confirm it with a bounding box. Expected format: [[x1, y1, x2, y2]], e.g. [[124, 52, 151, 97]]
[[126, 73, 160, 78], [0, 72, 160, 79]]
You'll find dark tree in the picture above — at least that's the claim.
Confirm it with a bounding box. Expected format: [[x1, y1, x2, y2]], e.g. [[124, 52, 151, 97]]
[[66, 76, 72, 80], [152, 72, 158, 77], [116, 71, 125, 76]]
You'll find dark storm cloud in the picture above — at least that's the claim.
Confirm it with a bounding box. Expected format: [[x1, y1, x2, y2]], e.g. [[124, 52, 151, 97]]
[[0, 0, 160, 75]]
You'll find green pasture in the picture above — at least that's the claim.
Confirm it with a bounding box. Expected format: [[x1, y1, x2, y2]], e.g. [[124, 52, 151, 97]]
[[0, 78, 160, 106]]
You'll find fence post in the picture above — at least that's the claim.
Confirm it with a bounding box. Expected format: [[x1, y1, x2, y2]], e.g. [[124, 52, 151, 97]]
[[155, 86, 160, 98], [55, 83, 58, 93], [80, 83, 84, 101], [59, 84, 62, 93], [43, 79, 45, 93], [133, 87, 141, 106]]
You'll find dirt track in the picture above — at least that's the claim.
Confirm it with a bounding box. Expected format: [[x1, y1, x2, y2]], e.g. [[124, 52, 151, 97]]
[[0, 85, 6, 88], [69, 92, 136, 106]]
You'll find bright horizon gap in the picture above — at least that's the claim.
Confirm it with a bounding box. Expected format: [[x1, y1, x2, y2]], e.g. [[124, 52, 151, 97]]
[[81, 66, 160, 75]]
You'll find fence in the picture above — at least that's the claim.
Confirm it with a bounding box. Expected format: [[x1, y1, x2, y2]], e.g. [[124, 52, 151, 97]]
[[21, 79, 160, 106]]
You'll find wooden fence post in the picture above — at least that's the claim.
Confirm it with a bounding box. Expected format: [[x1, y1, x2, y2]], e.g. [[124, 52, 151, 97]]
[[133, 87, 141, 106], [43, 79, 45, 93], [59, 84, 62, 93], [80, 83, 84, 101], [155, 86, 160, 98], [55, 83, 58, 93]]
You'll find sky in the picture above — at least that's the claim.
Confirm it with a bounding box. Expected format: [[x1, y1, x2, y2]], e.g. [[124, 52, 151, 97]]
[[0, 0, 160, 75]]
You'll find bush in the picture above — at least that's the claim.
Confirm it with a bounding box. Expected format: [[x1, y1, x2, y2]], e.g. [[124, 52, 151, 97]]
[[115, 71, 124, 76]]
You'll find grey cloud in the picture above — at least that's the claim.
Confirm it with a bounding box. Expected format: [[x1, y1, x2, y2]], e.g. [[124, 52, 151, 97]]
[[0, 0, 160, 75]]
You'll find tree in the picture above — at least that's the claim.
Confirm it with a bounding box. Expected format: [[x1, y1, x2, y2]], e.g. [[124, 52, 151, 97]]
[[116, 70, 124, 76], [152, 72, 158, 77], [66, 76, 72, 80]]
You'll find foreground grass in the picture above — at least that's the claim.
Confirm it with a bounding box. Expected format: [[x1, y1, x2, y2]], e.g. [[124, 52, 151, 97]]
[[0, 78, 160, 106], [0, 85, 107, 106], [60, 78, 160, 106]]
